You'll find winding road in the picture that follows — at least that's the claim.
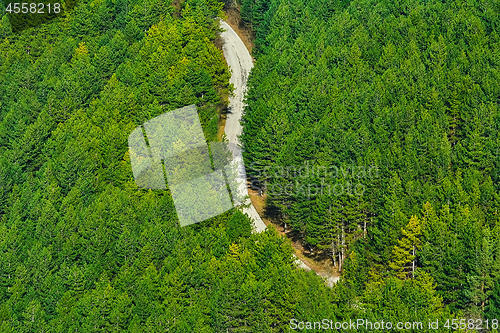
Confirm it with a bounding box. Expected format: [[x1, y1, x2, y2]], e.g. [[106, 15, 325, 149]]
[[219, 21, 339, 286], [219, 21, 266, 233]]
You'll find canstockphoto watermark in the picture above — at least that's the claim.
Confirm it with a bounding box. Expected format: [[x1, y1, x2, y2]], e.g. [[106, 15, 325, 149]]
[[266, 179, 366, 198], [249, 161, 379, 180], [290, 318, 425, 330], [248, 161, 379, 199]]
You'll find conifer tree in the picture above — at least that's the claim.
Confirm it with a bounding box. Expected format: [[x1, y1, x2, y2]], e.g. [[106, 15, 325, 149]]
[[389, 215, 422, 279]]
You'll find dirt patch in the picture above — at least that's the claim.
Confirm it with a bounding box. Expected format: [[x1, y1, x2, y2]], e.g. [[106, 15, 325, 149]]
[[248, 183, 341, 279], [217, 112, 227, 140]]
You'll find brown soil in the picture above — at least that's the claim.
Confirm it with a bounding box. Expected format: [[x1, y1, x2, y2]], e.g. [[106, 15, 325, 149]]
[[217, 111, 227, 140], [248, 183, 341, 279]]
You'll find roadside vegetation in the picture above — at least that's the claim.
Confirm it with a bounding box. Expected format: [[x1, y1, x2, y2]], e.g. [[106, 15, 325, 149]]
[[0, 0, 498, 331]]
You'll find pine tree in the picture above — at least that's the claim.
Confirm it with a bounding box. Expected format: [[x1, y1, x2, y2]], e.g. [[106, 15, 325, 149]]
[[389, 215, 422, 279], [0, 15, 12, 39], [486, 279, 500, 320]]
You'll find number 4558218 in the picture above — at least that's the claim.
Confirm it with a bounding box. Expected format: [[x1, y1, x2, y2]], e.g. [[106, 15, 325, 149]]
[[444, 318, 499, 330], [5, 3, 61, 14]]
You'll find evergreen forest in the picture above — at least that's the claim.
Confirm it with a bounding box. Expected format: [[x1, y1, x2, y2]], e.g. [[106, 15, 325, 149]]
[[240, 0, 500, 326], [0, 0, 498, 331]]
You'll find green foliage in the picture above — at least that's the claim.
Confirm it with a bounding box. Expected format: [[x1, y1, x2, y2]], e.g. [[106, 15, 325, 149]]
[[241, 0, 500, 321], [3, 0, 500, 327], [0, 15, 12, 39], [2, 0, 411, 330], [0, 0, 300, 330], [389, 215, 422, 279]]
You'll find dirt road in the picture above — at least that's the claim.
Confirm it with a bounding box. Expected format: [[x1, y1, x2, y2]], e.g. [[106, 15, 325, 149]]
[[219, 20, 339, 286], [220, 20, 266, 233]]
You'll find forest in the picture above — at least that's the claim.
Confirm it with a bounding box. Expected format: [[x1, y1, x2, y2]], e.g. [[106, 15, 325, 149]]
[[0, 0, 498, 331], [240, 0, 500, 325]]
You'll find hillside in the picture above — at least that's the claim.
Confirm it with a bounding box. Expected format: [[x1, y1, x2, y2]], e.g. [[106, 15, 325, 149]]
[[240, 0, 500, 319], [0, 0, 497, 331]]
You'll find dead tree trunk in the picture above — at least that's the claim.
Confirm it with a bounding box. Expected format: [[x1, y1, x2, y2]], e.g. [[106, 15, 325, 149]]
[[331, 239, 336, 268], [337, 233, 342, 273], [412, 245, 416, 278], [340, 222, 345, 273]]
